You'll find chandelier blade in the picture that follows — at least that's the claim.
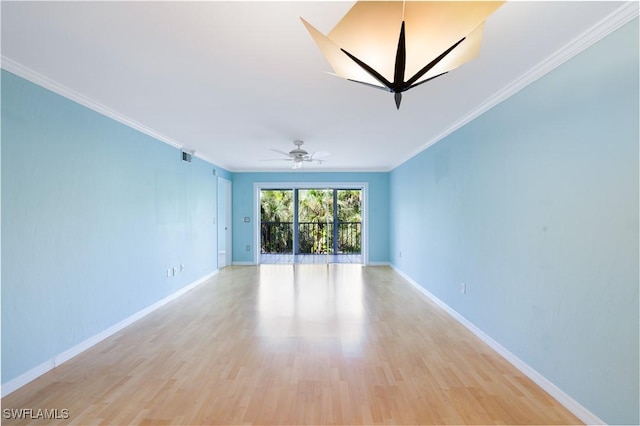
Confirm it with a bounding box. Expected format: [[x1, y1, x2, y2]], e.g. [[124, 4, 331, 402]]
[[394, 92, 402, 110], [405, 37, 466, 88], [340, 48, 392, 89], [301, 17, 385, 88], [408, 72, 448, 90], [347, 79, 393, 92], [393, 21, 407, 88]]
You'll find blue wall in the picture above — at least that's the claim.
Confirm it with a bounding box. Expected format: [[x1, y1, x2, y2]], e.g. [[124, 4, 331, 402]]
[[2, 17, 638, 425], [390, 20, 639, 425], [1, 70, 225, 385], [231, 172, 389, 264]]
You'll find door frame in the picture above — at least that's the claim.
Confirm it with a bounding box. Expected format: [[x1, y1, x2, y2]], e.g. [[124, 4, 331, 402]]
[[217, 177, 232, 269], [254, 182, 369, 265]]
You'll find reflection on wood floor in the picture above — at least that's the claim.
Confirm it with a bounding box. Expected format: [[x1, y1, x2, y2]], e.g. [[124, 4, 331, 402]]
[[1, 265, 582, 425]]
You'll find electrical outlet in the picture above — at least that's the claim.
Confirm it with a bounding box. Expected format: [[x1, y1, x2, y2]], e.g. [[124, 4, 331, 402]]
[[399, 250, 402, 258], [246, 245, 251, 251], [460, 282, 466, 294], [172, 267, 177, 276], [180, 264, 185, 272]]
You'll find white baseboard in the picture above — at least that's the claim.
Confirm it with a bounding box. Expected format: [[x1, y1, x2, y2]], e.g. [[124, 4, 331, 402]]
[[1, 270, 218, 398], [367, 261, 390, 266], [232, 261, 255, 266], [390, 265, 606, 426]]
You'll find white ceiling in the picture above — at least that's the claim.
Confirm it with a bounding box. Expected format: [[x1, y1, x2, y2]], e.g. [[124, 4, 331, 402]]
[[1, 1, 634, 172]]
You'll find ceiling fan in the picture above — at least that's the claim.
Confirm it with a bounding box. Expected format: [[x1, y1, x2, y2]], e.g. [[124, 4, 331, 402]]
[[266, 140, 330, 169]]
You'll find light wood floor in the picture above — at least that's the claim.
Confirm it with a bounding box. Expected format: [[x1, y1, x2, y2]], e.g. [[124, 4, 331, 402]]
[[2, 265, 582, 425]]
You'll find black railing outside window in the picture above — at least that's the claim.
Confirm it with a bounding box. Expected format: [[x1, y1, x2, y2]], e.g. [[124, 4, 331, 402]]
[[261, 221, 361, 255], [261, 222, 293, 254], [298, 222, 333, 254], [337, 222, 361, 254]]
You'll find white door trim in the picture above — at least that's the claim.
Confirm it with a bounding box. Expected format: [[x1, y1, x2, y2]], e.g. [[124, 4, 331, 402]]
[[254, 182, 369, 265], [217, 177, 232, 268]]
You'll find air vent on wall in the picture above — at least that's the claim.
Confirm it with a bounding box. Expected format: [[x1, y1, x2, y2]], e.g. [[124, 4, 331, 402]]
[[182, 150, 193, 163]]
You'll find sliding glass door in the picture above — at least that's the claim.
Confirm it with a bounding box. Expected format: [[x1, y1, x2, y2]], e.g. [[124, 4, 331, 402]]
[[260, 189, 294, 262], [259, 186, 363, 264], [336, 189, 362, 256], [297, 189, 334, 259]]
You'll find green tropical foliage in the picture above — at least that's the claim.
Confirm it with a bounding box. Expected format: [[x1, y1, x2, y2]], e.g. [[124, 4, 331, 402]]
[[260, 190, 293, 222], [297, 189, 332, 254], [260, 189, 362, 254], [337, 190, 361, 222], [297, 189, 333, 222], [260, 190, 293, 253], [336, 190, 361, 253]]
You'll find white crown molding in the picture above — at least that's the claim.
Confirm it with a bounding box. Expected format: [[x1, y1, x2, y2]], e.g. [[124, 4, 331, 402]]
[[0, 56, 225, 171], [0, 56, 365, 174], [1, 56, 184, 148], [391, 1, 640, 171], [2, 2, 636, 175], [231, 167, 389, 173], [390, 265, 607, 425], [193, 151, 233, 172]]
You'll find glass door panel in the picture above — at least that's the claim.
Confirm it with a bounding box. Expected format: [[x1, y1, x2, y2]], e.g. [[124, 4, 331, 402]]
[[336, 189, 362, 255], [259, 187, 363, 264], [296, 189, 333, 262], [260, 189, 294, 263]]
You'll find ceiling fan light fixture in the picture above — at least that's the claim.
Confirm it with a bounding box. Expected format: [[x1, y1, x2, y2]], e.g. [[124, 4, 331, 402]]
[[301, 1, 504, 109], [264, 140, 330, 169]]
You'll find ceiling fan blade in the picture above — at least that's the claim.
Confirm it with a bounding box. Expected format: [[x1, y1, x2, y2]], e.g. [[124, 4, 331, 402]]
[[260, 158, 293, 162], [270, 148, 292, 157], [311, 151, 330, 158], [304, 155, 328, 163]]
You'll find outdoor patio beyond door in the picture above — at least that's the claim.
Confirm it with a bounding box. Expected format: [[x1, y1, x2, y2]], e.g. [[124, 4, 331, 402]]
[[260, 188, 362, 264]]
